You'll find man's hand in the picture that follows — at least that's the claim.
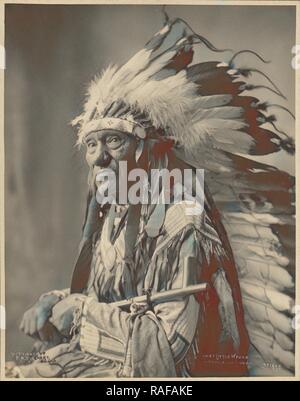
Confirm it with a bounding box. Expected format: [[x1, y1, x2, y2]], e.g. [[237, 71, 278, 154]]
[[20, 293, 62, 338], [50, 294, 86, 337]]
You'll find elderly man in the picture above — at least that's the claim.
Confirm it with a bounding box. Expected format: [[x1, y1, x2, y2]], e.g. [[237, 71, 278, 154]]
[[12, 15, 285, 378], [16, 126, 248, 377]]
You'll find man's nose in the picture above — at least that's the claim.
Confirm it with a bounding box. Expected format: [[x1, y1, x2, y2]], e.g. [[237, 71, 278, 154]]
[[94, 143, 112, 168]]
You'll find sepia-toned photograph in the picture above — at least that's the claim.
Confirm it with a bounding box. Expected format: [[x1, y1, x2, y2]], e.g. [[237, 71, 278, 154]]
[[0, 0, 299, 381]]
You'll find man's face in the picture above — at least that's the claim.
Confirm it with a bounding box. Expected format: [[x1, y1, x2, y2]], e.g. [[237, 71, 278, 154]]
[[85, 129, 138, 185]]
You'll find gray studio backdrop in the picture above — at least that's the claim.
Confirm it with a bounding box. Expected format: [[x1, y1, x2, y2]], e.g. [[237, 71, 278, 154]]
[[5, 4, 295, 358]]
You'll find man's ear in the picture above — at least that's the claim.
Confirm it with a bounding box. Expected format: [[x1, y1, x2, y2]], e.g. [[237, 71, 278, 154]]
[[135, 138, 150, 171], [135, 139, 144, 163]]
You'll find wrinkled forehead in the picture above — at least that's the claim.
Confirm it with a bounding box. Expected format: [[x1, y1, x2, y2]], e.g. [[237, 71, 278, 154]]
[[83, 129, 131, 144]]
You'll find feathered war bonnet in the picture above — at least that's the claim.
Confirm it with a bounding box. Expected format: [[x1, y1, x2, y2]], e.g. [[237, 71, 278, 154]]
[[72, 12, 295, 168]]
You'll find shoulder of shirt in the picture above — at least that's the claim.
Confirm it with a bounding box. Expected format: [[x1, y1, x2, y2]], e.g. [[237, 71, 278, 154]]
[[162, 202, 222, 245]]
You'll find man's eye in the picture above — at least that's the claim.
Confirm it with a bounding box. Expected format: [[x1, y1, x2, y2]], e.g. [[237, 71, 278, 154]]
[[87, 141, 96, 149], [106, 136, 123, 148], [106, 136, 120, 144]]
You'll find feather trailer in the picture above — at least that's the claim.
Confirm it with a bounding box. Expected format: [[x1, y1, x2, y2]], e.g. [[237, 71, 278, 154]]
[[71, 13, 295, 376]]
